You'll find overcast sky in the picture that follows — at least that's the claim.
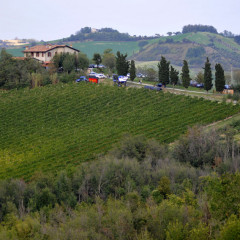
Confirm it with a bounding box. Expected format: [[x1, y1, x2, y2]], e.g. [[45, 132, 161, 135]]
[[1, 0, 239, 41]]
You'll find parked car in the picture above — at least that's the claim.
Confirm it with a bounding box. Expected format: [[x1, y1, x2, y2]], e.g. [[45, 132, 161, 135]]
[[76, 76, 88, 82], [190, 80, 198, 87], [157, 83, 162, 87], [224, 85, 231, 89], [196, 83, 204, 88], [137, 73, 146, 78], [97, 74, 106, 79], [144, 85, 162, 91]]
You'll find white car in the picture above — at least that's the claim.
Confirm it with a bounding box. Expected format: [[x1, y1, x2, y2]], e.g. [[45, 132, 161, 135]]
[[97, 74, 106, 79], [118, 75, 128, 83]]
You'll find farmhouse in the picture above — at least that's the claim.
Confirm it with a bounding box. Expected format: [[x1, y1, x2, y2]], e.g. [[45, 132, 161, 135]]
[[23, 44, 79, 63]]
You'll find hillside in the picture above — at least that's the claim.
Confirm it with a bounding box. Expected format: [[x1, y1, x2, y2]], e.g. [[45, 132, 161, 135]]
[[5, 32, 240, 71], [133, 32, 240, 70], [0, 83, 239, 180]]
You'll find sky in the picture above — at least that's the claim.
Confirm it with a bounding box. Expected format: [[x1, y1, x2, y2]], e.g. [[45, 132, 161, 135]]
[[1, 0, 240, 41]]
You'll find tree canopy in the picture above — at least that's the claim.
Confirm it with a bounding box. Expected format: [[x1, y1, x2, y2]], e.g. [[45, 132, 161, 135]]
[[182, 24, 218, 34]]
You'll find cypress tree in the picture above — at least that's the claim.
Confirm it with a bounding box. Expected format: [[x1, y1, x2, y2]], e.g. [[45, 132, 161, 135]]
[[181, 60, 190, 88], [170, 65, 179, 86], [203, 57, 213, 92], [116, 51, 129, 76], [215, 63, 225, 92], [129, 60, 136, 81], [158, 56, 170, 86]]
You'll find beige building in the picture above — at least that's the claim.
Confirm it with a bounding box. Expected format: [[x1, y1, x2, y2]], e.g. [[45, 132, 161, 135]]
[[23, 44, 79, 63]]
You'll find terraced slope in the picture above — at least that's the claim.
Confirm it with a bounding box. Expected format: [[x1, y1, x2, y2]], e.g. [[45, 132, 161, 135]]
[[0, 83, 239, 180]]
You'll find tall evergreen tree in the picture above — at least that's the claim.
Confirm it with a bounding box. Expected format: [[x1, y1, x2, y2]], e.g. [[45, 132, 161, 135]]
[[170, 65, 179, 86], [115, 51, 129, 76], [158, 56, 170, 86], [181, 60, 190, 88], [215, 63, 225, 92], [203, 57, 213, 92], [129, 60, 136, 81]]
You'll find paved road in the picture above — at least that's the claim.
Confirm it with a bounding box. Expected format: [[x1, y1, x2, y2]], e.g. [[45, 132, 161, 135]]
[[127, 81, 213, 95]]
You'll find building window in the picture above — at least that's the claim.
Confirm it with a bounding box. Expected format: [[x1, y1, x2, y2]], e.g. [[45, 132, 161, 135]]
[[42, 53, 44, 57], [31, 52, 34, 57], [55, 52, 57, 55], [36, 52, 39, 57], [48, 52, 51, 57]]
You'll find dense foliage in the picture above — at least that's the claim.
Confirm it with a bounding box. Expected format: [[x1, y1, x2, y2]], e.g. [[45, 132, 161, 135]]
[[63, 27, 156, 42], [1, 129, 240, 239], [182, 24, 218, 34], [0, 83, 239, 180], [0, 49, 45, 89]]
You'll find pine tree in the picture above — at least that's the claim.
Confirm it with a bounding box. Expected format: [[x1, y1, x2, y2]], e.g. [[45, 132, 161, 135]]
[[170, 65, 179, 86], [181, 60, 190, 88], [203, 57, 213, 92], [129, 60, 136, 81], [158, 56, 170, 86], [215, 63, 225, 92]]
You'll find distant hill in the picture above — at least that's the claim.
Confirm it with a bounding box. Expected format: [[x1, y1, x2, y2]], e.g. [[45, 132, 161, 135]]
[[4, 28, 240, 70], [132, 32, 240, 70]]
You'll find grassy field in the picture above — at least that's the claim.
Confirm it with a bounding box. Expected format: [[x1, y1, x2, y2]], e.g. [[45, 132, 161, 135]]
[[72, 41, 140, 58], [5, 41, 140, 58], [0, 83, 239, 180], [6, 47, 25, 57]]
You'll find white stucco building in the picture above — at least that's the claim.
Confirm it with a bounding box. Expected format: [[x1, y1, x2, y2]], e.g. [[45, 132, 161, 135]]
[[23, 44, 79, 63]]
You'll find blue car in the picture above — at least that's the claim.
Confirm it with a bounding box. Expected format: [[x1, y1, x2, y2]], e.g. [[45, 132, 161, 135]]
[[76, 76, 88, 82]]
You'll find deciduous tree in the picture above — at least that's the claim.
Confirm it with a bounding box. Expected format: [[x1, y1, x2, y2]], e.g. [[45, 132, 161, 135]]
[[92, 53, 102, 68]]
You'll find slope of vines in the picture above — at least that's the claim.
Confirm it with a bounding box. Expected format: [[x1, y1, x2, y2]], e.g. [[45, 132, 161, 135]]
[[0, 83, 239, 180]]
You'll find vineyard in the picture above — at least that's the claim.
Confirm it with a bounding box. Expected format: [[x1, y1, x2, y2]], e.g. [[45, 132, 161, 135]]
[[0, 83, 239, 180]]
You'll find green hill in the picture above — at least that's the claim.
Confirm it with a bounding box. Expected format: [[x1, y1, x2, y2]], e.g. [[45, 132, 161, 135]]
[[133, 32, 240, 70], [0, 83, 239, 180], [5, 32, 240, 70]]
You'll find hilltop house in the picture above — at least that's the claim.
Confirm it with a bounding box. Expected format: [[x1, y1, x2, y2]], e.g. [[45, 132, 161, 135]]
[[23, 44, 79, 65]]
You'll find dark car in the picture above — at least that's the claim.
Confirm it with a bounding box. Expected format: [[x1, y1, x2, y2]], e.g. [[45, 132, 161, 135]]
[[157, 83, 162, 87], [196, 83, 204, 88], [76, 76, 88, 82]]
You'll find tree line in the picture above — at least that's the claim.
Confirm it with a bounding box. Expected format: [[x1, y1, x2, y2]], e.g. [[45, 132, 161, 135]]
[[158, 56, 226, 92], [0, 48, 137, 89]]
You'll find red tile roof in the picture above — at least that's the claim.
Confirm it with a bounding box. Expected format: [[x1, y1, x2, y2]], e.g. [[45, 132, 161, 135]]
[[23, 44, 79, 53]]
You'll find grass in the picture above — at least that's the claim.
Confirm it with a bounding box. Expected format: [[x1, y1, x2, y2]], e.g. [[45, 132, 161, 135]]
[[72, 41, 140, 58], [0, 82, 239, 180]]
